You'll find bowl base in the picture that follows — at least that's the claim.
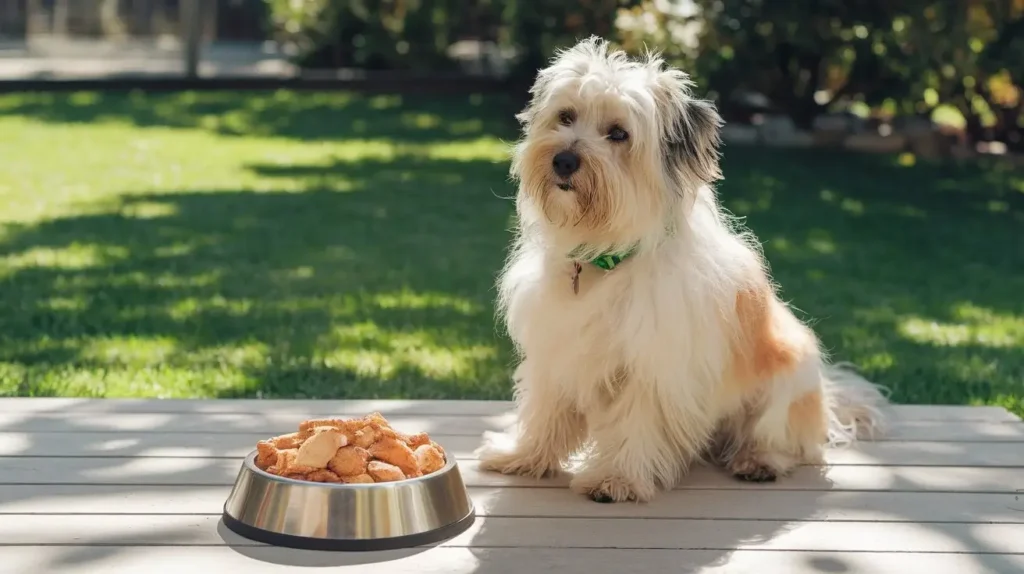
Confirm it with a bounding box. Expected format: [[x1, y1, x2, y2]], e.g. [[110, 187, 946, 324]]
[[221, 506, 476, 552]]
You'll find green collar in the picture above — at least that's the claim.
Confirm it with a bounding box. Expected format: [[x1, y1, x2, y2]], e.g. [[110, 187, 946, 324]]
[[568, 244, 637, 270]]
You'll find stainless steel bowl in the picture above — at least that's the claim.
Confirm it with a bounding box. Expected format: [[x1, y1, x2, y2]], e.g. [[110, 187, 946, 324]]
[[222, 449, 475, 551]]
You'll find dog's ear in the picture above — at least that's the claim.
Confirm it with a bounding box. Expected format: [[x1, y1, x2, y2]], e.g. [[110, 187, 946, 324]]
[[670, 98, 724, 184], [652, 67, 724, 185]]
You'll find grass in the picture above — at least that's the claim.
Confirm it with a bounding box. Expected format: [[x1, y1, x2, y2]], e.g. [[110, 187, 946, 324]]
[[0, 91, 1021, 416]]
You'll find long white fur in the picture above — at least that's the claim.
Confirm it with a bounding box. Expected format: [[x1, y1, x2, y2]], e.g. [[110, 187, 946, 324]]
[[477, 37, 887, 502]]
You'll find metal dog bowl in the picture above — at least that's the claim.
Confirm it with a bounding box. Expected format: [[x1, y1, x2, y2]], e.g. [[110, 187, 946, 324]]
[[222, 449, 475, 551]]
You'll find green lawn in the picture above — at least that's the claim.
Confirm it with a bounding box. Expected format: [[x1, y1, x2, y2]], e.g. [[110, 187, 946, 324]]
[[0, 91, 1021, 416]]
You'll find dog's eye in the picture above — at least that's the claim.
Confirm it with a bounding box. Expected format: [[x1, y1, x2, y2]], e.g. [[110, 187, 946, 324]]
[[608, 126, 629, 142], [558, 110, 575, 126]]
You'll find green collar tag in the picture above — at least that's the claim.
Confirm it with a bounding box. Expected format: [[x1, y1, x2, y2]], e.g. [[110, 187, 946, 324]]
[[569, 245, 637, 271]]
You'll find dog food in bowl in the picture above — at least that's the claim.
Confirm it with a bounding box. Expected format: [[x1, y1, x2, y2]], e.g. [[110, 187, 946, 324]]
[[253, 412, 447, 484]]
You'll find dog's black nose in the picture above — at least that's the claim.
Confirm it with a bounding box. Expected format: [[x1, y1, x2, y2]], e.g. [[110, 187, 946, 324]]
[[552, 150, 580, 178]]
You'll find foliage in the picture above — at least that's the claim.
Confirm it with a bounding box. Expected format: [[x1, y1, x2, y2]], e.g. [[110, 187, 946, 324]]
[[615, 0, 702, 81], [263, 0, 642, 75], [503, 0, 644, 79], [264, 0, 340, 55], [684, 0, 1024, 144], [262, 1, 1023, 145], [265, 0, 477, 70]]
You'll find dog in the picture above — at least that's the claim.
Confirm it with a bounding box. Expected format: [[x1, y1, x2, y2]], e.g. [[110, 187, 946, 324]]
[[476, 37, 888, 503]]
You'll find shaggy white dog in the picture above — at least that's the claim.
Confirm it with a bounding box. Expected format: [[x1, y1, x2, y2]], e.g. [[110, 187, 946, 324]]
[[476, 37, 887, 503]]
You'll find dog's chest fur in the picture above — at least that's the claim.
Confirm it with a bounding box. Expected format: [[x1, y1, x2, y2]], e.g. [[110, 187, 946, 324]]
[[503, 245, 735, 414]]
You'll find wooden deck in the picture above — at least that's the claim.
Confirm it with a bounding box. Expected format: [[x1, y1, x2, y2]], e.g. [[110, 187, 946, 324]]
[[1, 398, 1022, 573]]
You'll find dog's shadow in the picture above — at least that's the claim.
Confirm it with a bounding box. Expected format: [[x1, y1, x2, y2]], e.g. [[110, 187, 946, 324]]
[[464, 463, 834, 573]]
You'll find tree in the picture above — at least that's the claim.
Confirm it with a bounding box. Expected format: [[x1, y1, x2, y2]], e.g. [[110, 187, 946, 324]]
[[683, 0, 1023, 147], [505, 0, 644, 80]]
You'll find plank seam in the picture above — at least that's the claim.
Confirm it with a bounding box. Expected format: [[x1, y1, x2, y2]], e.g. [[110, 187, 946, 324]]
[[0, 543, 1021, 554], [2, 513, 1020, 524], [0, 482, 1018, 494]]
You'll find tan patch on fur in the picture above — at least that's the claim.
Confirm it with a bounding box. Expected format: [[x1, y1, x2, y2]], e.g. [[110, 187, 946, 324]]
[[788, 390, 828, 447], [729, 286, 812, 395]]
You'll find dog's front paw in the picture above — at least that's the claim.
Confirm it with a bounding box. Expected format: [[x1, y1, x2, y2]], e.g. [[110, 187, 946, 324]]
[[475, 432, 562, 479], [570, 470, 657, 503]]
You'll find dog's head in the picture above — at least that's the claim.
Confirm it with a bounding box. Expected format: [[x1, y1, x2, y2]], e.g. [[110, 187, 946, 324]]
[[511, 37, 723, 247]]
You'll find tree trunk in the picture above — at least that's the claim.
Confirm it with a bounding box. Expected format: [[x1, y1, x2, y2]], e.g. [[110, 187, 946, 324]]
[[180, 0, 202, 78]]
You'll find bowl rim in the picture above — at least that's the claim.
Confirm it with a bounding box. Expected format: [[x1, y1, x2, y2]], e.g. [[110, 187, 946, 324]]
[[241, 447, 458, 488]]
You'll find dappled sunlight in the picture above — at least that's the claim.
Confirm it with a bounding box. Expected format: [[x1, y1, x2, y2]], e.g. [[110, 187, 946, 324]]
[[371, 290, 482, 314], [120, 200, 178, 220], [401, 111, 443, 129], [932, 355, 1002, 383], [724, 176, 777, 215], [1, 244, 128, 271], [92, 437, 142, 452], [899, 316, 1022, 349], [819, 188, 867, 216], [131, 447, 222, 458], [166, 296, 256, 321], [896, 302, 1023, 349], [806, 229, 838, 254], [39, 295, 89, 311], [152, 241, 195, 258], [839, 197, 865, 215], [855, 351, 897, 372], [318, 323, 499, 382], [80, 336, 179, 363], [422, 138, 510, 161], [762, 229, 841, 260], [0, 432, 30, 455], [0, 90, 515, 144]]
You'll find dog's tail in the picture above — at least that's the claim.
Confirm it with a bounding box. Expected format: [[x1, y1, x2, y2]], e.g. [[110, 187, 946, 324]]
[[822, 362, 889, 447]]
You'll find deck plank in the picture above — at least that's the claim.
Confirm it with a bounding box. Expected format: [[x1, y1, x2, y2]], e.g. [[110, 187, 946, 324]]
[[0, 398, 1016, 422], [2, 434, 1021, 466], [0, 401, 1016, 422], [2, 421, 1021, 459], [0, 485, 1019, 523], [0, 415, 518, 437], [1, 457, 1021, 492], [0, 398, 517, 416], [4, 514, 1024, 553], [4, 547, 1022, 574]]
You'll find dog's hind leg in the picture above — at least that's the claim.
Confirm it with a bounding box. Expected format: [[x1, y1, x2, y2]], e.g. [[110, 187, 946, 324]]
[[723, 360, 888, 482], [721, 288, 831, 481], [722, 375, 829, 483], [722, 288, 887, 482]]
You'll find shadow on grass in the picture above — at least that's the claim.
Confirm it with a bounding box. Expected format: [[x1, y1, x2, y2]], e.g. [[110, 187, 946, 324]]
[[0, 90, 520, 143], [0, 155, 518, 399], [0, 135, 1020, 411], [716, 147, 1024, 414]]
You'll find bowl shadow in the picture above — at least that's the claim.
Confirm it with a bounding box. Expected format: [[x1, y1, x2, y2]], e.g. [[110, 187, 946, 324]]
[[216, 519, 437, 567]]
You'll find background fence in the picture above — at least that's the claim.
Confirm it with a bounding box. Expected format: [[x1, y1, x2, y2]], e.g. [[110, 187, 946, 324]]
[[0, 0, 519, 81], [0, 0, 294, 80]]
